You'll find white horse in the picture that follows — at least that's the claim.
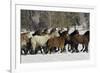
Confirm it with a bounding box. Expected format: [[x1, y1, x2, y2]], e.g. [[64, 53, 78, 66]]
[[30, 29, 60, 54]]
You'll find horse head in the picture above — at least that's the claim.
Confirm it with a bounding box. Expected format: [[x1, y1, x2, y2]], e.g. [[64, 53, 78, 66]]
[[49, 28, 60, 37]]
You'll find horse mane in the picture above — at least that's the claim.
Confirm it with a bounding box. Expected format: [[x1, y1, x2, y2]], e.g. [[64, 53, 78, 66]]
[[32, 30, 42, 36]]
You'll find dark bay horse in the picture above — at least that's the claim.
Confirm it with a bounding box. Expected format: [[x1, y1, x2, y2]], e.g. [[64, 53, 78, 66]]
[[80, 31, 90, 52], [67, 30, 79, 53], [68, 30, 90, 53]]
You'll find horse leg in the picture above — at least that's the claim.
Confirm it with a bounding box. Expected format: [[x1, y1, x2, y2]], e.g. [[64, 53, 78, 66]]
[[60, 48, 63, 53], [29, 47, 36, 55], [43, 47, 48, 54], [83, 44, 87, 52], [63, 46, 66, 52], [30, 49, 35, 54], [39, 47, 43, 54], [34, 47, 39, 54], [85, 46, 88, 53], [73, 43, 78, 53], [40, 48, 43, 54], [71, 44, 75, 53], [68, 44, 71, 52], [55, 47, 59, 52], [48, 48, 52, 54], [30, 42, 36, 54], [70, 44, 73, 53], [80, 44, 84, 52], [60, 45, 65, 53], [21, 48, 28, 55], [24, 48, 28, 55], [75, 44, 79, 53], [85, 44, 88, 53], [21, 48, 25, 55]]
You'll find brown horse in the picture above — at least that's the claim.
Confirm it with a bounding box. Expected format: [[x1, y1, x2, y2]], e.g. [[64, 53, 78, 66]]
[[21, 32, 31, 55], [67, 30, 79, 53], [80, 31, 90, 52], [68, 30, 89, 53], [46, 30, 69, 54]]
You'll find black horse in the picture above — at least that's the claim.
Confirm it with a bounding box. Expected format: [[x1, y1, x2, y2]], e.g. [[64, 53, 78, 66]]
[[66, 30, 80, 53]]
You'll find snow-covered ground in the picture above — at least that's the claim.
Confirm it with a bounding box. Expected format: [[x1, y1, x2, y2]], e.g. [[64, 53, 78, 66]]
[[21, 52, 89, 63]]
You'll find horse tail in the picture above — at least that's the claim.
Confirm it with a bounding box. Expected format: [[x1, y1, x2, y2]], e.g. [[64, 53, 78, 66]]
[[84, 31, 89, 36], [84, 31, 90, 42]]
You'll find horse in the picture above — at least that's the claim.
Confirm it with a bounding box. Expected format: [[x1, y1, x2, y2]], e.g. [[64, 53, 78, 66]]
[[66, 30, 79, 53], [46, 30, 69, 54], [80, 31, 90, 52], [68, 30, 89, 53], [30, 28, 60, 54], [21, 32, 31, 55]]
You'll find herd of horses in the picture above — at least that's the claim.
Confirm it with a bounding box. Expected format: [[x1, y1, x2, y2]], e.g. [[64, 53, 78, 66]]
[[21, 27, 90, 55]]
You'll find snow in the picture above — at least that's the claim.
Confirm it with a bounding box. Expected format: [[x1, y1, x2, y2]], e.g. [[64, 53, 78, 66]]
[[21, 52, 89, 63], [68, 25, 88, 35]]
